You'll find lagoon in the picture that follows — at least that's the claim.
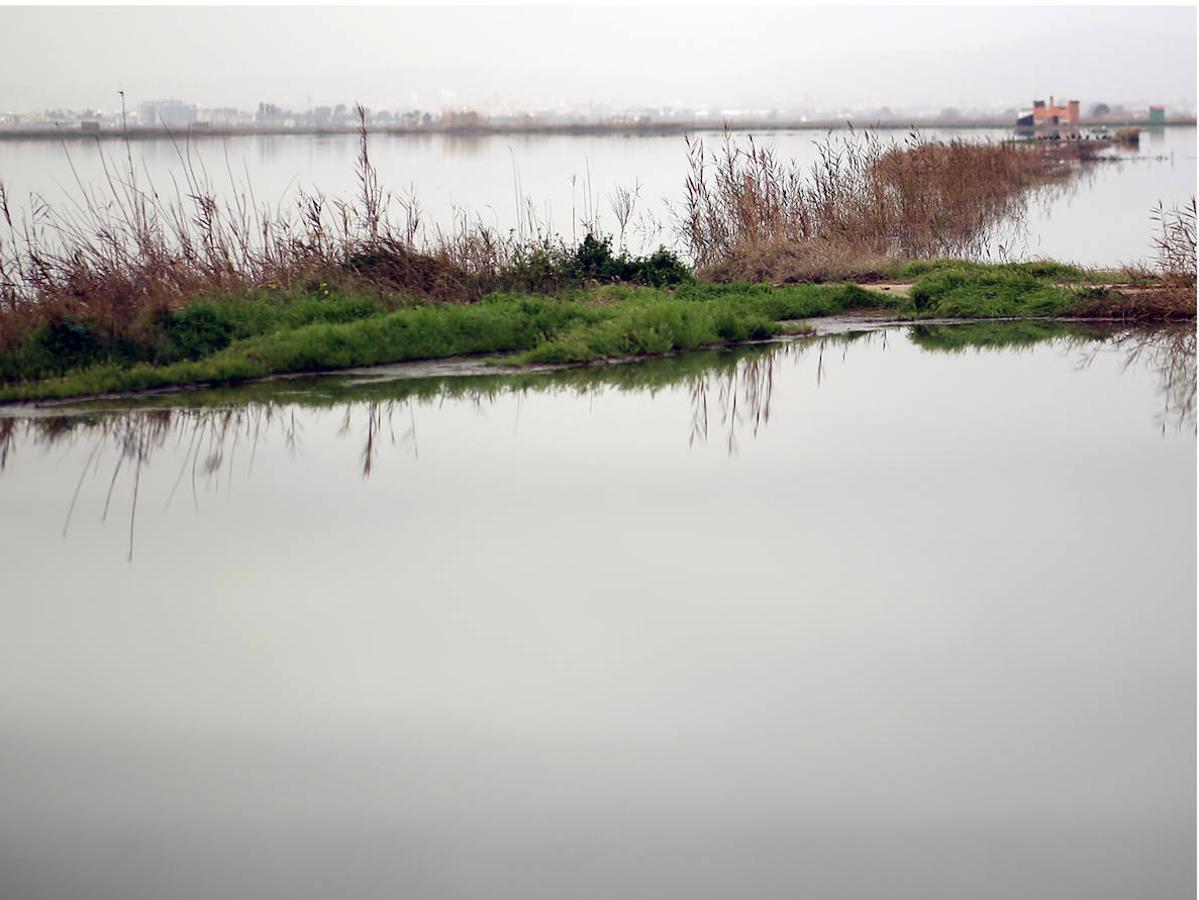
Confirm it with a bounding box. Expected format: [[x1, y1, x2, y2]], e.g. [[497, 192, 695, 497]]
[[0, 322, 1193, 900], [1, 127, 1194, 266]]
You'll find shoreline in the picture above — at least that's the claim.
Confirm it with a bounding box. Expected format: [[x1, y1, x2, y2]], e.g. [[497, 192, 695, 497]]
[[0, 314, 1184, 413], [1, 118, 1195, 142], [2, 284, 1190, 408]]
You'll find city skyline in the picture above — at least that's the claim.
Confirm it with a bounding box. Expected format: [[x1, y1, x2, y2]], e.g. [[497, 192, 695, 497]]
[[1, 6, 1194, 115]]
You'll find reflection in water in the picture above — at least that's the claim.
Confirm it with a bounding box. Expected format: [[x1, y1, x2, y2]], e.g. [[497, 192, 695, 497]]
[[0, 324, 1192, 558], [0, 405, 307, 560], [0, 343, 796, 558], [688, 351, 778, 452], [1101, 326, 1196, 434], [908, 321, 1196, 432]]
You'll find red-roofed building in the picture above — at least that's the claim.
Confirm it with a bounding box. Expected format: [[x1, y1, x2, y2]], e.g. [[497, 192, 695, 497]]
[[1032, 96, 1080, 127]]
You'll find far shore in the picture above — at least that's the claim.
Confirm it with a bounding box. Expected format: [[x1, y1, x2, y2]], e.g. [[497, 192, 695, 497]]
[[1, 116, 1195, 142]]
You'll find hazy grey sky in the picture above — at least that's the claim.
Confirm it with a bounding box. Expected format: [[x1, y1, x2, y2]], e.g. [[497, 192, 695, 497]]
[[0, 5, 1194, 113]]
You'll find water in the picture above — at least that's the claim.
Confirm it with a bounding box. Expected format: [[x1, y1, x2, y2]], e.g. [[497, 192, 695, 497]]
[[0, 322, 1193, 900], [0, 127, 1194, 266]]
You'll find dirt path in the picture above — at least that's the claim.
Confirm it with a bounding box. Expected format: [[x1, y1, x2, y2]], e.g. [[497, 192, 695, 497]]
[[857, 282, 913, 298]]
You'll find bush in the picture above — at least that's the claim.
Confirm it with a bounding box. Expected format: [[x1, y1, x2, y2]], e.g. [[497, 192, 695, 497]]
[[630, 247, 694, 288], [500, 234, 691, 292], [163, 305, 235, 360]]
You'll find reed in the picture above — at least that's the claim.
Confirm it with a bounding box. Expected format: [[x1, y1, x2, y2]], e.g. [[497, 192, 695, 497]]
[[0, 120, 1191, 391], [0, 112, 688, 354], [677, 128, 1084, 283], [1152, 196, 1197, 305], [1062, 198, 1197, 320]]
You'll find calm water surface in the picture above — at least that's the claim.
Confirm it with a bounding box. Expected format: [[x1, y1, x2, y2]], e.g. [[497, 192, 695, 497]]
[[1, 127, 1195, 265], [0, 323, 1194, 900]]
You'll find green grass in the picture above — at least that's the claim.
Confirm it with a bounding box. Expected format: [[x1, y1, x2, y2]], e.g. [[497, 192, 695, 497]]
[[0, 260, 1183, 404], [894, 258, 1118, 283], [0, 283, 882, 402], [521, 282, 884, 364], [905, 265, 1112, 317], [61, 341, 795, 417], [0, 290, 396, 385]]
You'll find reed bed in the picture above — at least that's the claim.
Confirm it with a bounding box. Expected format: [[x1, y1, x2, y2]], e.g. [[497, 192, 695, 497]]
[[1066, 196, 1197, 320], [0, 107, 383, 347], [1152, 197, 1197, 308], [0, 117, 1191, 390], [0, 107, 688, 355], [678, 129, 1087, 283]]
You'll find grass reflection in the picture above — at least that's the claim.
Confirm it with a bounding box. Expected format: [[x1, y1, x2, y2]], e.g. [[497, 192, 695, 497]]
[[0, 323, 1191, 559], [909, 320, 1195, 432]]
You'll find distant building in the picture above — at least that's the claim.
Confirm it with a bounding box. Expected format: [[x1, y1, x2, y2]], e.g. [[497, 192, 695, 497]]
[[255, 102, 293, 126], [137, 99, 196, 129], [1031, 96, 1080, 127], [1149, 105, 1167, 125], [1015, 96, 1081, 135], [196, 107, 247, 127]]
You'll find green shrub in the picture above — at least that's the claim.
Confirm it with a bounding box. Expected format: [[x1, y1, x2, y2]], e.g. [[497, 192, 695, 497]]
[[631, 247, 693, 288], [499, 234, 692, 292], [163, 305, 235, 360], [0, 318, 155, 384]]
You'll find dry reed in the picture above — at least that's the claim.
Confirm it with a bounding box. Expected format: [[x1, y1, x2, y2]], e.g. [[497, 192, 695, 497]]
[[677, 128, 1085, 283], [0, 122, 1190, 356], [0, 107, 574, 349]]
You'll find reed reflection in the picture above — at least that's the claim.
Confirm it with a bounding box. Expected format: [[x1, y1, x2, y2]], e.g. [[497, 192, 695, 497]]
[[1090, 325, 1195, 433], [0, 324, 1190, 559], [908, 321, 1196, 432], [0, 342, 798, 558]]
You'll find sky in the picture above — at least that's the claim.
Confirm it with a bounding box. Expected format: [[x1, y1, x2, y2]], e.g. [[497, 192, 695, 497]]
[[0, 5, 1195, 114]]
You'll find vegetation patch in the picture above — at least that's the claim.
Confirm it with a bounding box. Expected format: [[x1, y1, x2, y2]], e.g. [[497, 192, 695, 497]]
[[908, 267, 1076, 316], [681, 130, 1094, 284], [906, 259, 1195, 320], [4, 262, 1190, 404], [0, 114, 1191, 402], [0, 283, 881, 402]]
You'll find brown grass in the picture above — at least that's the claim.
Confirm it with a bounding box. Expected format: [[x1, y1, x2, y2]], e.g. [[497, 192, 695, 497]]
[[1077, 197, 1198, 320], [1152, 196, 1197, 301], [0, 105, 541, 348], [678, 128, 1085, 283], [0, 120, 1190, 355]]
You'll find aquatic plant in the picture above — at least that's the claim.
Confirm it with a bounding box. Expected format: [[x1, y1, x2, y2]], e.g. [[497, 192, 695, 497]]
[[676, 128, 1091, 283], [0, 110, 1191, 399], [0, 283, 880, 401], [1151, 196, 1197, 310], [0, 105, 689, 355]]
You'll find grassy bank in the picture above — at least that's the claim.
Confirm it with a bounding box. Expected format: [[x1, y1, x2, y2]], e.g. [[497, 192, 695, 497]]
[[901, 260, 1193, 319], [0, 282, 886, 401], [3, 261, 1190, 403], [0, 119, 1192, 403], [0, 123, 1137, 349]]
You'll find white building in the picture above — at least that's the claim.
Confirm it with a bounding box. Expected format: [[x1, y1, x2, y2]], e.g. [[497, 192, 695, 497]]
[[137, 99, 196, 129]]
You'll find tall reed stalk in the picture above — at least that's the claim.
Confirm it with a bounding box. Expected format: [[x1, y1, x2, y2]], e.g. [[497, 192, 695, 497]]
[[676, 128, 1084, 282]]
